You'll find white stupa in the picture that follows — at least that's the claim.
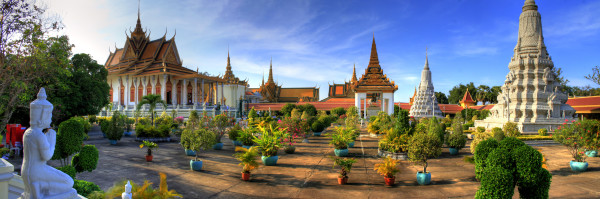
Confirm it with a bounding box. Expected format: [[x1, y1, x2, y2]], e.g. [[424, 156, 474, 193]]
[[409, 51, 443, 118]]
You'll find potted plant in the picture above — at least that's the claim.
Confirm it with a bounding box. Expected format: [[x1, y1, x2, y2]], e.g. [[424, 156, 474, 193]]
[[408, 133, 442, 185], [234, 147, 260, 181], [447, 131, 467, 155], [374, 157, 401, 186], [229, 124, 243, 146], [329, 127, 351, 157], [106, 111, 125, 145], [346, 127, 358, 148], [139, 141, 158, 162], [180, 128, 216, 171], [553, 119, 598, 171], [331, 157, 357, 185], [238, 129, 256, 149], [311, 120, 325, 136], [124, 117, 135, 136], [253, 125, 283, 166], [212, 114, 229, 150]]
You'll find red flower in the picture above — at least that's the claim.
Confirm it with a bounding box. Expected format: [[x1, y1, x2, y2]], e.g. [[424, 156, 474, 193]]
[[563, 123, 567, 125], [565, 119, 569, 122]]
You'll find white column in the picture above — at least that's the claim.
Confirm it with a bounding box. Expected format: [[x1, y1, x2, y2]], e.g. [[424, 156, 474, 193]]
[[181, 79, 187, 105], [172, 79, 178, 106], [117, 77, 122, 107], [161, 74, 167, 101], [215, 82, 219, 105], [193, 78, 198, 105], [363, 98, 367, 119], [133, 77, 139, 106], [142, 77, 148, 97], [125, 76, 131, 109], [221, 82, 224, 105], [151, 76, 157, 95], [355, 93, 360, 118], [201, 79, 205, 105]]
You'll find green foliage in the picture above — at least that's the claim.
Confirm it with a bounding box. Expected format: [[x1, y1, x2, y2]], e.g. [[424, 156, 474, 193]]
[[427, 117, 445, 144], [311, 119, 326, 132], [485, 148, 515, 175], [408, 133, 442, 173], [538, 128, 548, 136], [101, 173, 181, 199], [139, 141, 158, 156], [60, 54, 110, 118], [228, 124, 242, 141], [57, 165, 76, 179], [448, 82, 477, 104], [71, 116, 91, 133], [253, 125, 284, 156], [238, 128, 256, 146], [99, 119, 110, 134], [474, 139, 499, 180], [135, 124, 170, 138], [331, 107, 346, 117], [516, 135, 553, 141], [503, 122, 521, 137], [514, 146, 542, 185], [470, 131, 492, 154], [476, 126, 486, 133], [291, 108, 302, 120], [281, 103, 297, 117], [88, 115, 97, 124], [517, 168, 552, 199], [474, 166, 515, 199], [448, 131, 467, 149], [328, 127, 352, 149], [136, 94, 167, 126], [180, 128, 216, 161], [299, 104, 317, 116], [72, 145, 99, 173], [379, 126, 411, 153], [52, 118, 84, 164], [498, 137, 526, 154], [331, 157, 357, 178], [248, 108, 259, 119], [234, 147, 260, 173], [106, 111, 124, 141], [435, 91, 449, 104], [347, 106, 358, 118], [74, 180, 102, 197], [492, 127, 505, 141]]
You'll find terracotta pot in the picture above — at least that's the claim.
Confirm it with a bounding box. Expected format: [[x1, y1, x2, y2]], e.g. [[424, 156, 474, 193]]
[[384, 176, 395, 186], [338, 177, 348, 185], [145, 155, 153, 162], [242, 172, 251, 181]]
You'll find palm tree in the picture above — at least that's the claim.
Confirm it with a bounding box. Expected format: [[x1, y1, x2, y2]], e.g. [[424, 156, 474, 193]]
[[136, 94, 167, 126]]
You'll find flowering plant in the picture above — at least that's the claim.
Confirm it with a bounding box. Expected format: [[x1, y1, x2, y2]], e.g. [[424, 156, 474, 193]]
[[552, 119, 600, 162], [279, 118, 306, 140]]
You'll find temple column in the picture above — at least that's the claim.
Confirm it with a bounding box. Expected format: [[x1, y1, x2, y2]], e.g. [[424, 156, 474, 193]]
[[355, 93, 360, 119], [181, 79, 187, 106], [142, 77, 148, 97], [221, 82, 224, 106], [363, 98, 367, 119], [133, 77, 139, 106], [151, 76, 157, 95], [215, 82, 219, 105], [171, 79, 178, 106], [161, 74, 167, 102], [201, 79, 205, 105], [117, 77, 122, 108], [193, 78, 198, 105], [125, 76, 130, 110]]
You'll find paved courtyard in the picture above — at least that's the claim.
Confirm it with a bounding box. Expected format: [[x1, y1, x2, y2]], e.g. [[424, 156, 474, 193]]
[[7, 125, 600, 198]]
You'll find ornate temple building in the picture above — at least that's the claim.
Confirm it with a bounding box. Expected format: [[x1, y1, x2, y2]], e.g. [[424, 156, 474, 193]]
[[102, 10, 245, 117], [354, 36, 397, 118], [249, 59, 319, 103], [325, 64, 358, 99], [459, 89, 476, 108], [475, 0, 576, 132], [222, 51, 249, 109], [409, 52, 443, 118]]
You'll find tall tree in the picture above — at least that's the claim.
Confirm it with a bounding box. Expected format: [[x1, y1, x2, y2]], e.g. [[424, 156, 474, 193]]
[[434, 92, 448, 104], [489, 86, 502, 104], [552, 67, 569, 92], [585, 66, 600, 86], [476, 85, 490, 105], [0, 0, 67, 131], [136, 94, 167, 126]]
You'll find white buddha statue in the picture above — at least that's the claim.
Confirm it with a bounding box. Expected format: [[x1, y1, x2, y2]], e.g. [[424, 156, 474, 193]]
[[20, 88, 78, 199]]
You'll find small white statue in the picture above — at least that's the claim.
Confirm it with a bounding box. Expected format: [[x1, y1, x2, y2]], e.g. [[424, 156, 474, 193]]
[[121, 181, 132, 199], [20, 88, 77, 199]]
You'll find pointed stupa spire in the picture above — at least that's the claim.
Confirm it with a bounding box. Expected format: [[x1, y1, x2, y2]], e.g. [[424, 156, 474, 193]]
[[424, 47, 430, 70], [368, 33, 380, 67], [267, 57, 274, 84], [351, 63, 358, 83], [226, 47, 231, 71], [262, 71, 265, 86], [132, 0, 145, 38]]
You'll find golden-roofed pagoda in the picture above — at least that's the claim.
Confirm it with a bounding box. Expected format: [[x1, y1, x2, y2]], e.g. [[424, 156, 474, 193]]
[[251, 58, 319, 103]]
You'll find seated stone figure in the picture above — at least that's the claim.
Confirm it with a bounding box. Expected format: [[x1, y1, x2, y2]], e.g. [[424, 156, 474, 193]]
[[20, 88, 77, 199]]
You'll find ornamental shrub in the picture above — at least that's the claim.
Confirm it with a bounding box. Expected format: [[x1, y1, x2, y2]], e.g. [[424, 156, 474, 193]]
[[229, 124, 242, 141], [474, 166, 515, 199], [73, 180, 102, 197], [427, 117, 445, 144], [88, 115, 97, 124], [517, 168, 552, 199], [106, 111, 124, 141], [447, 131, 467, 149], [99, 119, 110, 134], [503, 122, 521, 137], [538, 128, 548, 136], [72, 145, 99, 173], [408, 133, 442, 173], [492, 127, 505, 141], [485, 148, 516, 176], [474, 139, 499, 180], [331, 107, 346, 117], [311, 120, 326, 132], [72, 116, 91, 133], [498, 137, 526, 154], [52, 118, 85, 165], [470, 131, 491, 154], [476, 126, 486, 133], [514, 145, 543, 184], [57, 165, 76, 179]]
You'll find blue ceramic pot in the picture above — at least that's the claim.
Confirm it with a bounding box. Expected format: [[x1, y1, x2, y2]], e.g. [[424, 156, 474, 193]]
[[190, 160, 203, 171], [123, 131, 132, 136], [449, 148, 459, 155], [213, 143, 224, 150], [334, 148, 349, 157], [261, 155, 279, 166], [417, 172, 431, 185], [570, 161, 588, 172], [185, 149, 196, 156], [313, 132, 322, 136], [585, 150, 597, 157], [233, 140, 243, 146], [242, 145, 252, 149], [348, 141, 355, 148], [109, 140, 117, 145]]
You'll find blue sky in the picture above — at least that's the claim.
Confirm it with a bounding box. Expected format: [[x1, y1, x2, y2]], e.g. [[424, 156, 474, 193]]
[[48, 0, 600, 102]]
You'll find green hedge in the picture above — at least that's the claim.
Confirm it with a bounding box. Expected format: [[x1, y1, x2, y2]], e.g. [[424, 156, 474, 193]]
[[52, 118, 84, 161], [475, 166, 515, 199], [517, 135, 553, 141], [136, 124, 171, 138], [72, 145, 99, 173], [73, 180, 102, 197], [474, 139, 499, 180], [57, 165, 76, 179]]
